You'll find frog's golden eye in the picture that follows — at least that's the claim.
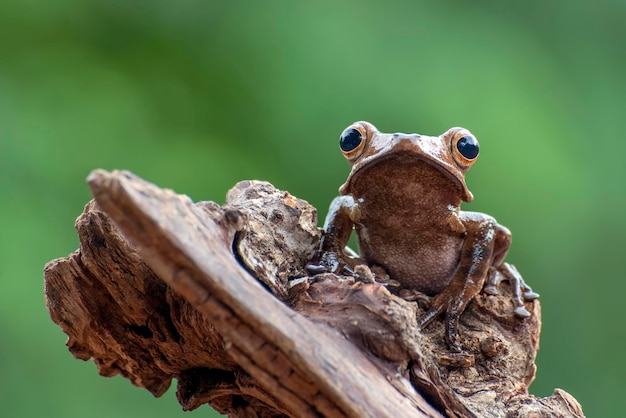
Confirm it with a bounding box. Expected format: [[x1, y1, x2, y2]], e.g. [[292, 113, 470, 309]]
[[457, 135, 479, 159], [339, 126, 365, 158], [452, 132, 479, 167]]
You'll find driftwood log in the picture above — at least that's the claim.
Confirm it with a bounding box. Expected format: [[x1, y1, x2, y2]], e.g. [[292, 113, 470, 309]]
[[44, 170, 584, 417]]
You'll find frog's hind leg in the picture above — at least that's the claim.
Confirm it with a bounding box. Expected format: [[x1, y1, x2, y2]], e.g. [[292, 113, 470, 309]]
[[482, 224, 539, 316], [483, 224, 512, 296], [306, 196, 359, 275], [418, 214, 497, 354]]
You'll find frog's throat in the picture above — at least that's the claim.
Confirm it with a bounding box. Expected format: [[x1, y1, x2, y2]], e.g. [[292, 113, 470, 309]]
[[339, 152, 474, 202]]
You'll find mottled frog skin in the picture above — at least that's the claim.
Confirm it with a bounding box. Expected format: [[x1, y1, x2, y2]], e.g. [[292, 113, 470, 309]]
[[309, 121, 538, 353]]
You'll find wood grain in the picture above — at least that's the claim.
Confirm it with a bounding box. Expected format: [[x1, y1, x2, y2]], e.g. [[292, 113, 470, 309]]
[[44, 170, 584, 418]]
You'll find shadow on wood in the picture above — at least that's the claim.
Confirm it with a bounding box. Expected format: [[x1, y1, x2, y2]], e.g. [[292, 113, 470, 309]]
[[44, 170, 584, 418]]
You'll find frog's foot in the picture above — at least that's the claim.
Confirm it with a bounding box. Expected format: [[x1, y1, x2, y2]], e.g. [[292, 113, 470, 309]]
[[417, 290, 468, 354], [305, 251, 354, 276], [418, 298, 475, 366], [398, 288, 431, 306], [485, 263, 539, 317]]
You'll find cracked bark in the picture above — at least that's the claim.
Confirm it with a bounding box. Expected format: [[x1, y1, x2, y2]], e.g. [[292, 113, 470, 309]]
[[44, 170, 584, 418]]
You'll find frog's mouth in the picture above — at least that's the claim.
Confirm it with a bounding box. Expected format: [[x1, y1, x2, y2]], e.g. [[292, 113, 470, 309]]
[[339, 150, 473, 202]]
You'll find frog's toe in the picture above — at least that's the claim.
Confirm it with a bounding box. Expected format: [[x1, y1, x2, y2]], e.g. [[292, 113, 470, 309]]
[[416, 304, 444, 331], [483, 284, 499, 296], [513, 306, 531, 318], [485, 267, 504, 295], [523, 290, 540, 300], [305, 262, 328, 275], [306, 251, 341, 275], [398, 288, 431, 306]]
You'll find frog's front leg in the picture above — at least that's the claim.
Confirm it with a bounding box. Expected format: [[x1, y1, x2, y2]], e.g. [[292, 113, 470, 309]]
[[306, 196, 361, 275], [483, 224, 540, 317], [417, 213, 497, 353]]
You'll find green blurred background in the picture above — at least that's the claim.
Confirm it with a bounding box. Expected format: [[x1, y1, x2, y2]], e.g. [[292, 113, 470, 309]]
[[1, 0, 623, 416]]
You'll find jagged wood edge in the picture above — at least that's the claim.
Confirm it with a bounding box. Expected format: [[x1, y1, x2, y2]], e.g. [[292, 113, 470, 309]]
[[86, 169, 442, 418]]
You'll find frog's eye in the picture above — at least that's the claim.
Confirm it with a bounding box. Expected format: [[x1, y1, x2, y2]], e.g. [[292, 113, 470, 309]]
[[456, 135, 479, 160], [452, 132, 479, 167], [340, 127, 363, 152], [339, 127, 364, 154]]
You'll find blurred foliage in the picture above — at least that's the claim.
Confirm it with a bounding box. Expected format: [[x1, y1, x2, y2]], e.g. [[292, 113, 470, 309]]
[[1, 0, 624, 416]]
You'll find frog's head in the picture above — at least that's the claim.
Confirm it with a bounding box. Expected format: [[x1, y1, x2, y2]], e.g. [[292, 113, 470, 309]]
[[337, 121, 478, 202]]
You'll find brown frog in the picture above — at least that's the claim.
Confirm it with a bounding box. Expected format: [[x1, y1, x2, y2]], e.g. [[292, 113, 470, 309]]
[[309, 121, 538, 354]]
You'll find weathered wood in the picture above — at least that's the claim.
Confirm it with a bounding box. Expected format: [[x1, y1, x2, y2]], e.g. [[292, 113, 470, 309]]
[[44, 170, 584, 418]]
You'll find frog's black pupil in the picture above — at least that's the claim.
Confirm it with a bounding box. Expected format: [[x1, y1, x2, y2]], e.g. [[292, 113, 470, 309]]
[[456, 135, 479, 160], [339, 128, 363, 152]]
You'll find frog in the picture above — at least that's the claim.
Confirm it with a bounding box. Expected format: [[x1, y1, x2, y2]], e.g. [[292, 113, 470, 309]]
[[308, 121, 538, 354]]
